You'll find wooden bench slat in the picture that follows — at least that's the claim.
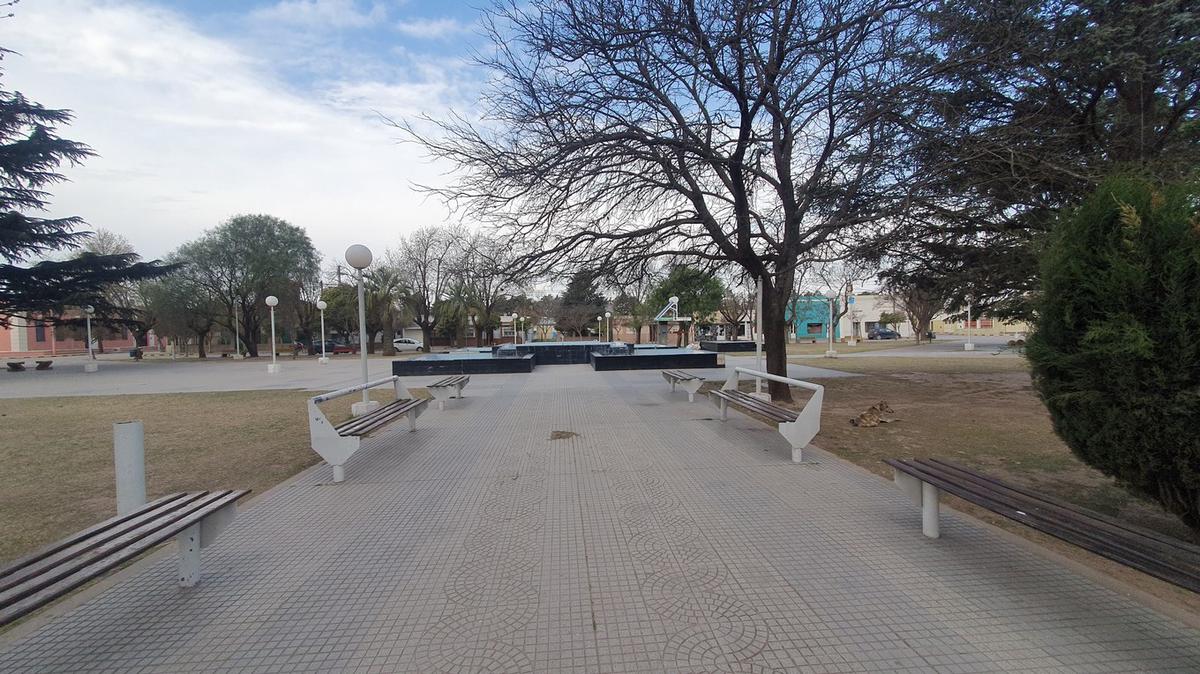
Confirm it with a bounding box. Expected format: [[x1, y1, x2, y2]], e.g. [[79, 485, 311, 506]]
[[335, 399, 425, 435], [912, 459, 1200, 576], [926, 458, 1200, 557], [886, 459, 1200, 592], [663, 370, 697, 381], [0, 490, 249, 627], [334, 399, 426, 437], [0, 493, 209, 594], [429, 375, 468, 388], [0, 493, 190, 584], [712, 390, 798, 422]]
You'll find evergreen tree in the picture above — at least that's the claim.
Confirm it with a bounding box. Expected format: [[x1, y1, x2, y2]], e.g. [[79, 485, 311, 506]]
[[1027, 176, 1200, 530], [0, 54, 170, 322]]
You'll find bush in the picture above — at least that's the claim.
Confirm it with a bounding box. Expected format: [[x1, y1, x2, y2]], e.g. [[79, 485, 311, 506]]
[[1027, 177, 1200, 528]]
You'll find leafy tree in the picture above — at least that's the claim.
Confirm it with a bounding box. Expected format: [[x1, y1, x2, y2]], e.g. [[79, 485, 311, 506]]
[[319, 284, 358, 343], [1027, 177, 1200, 530], [175, 215, 319, 357], [0, 60, 170, 323], [884, 271, 948, 344], [877, 312, 904, 331], [143, 267, 223, 358], [648, 267, 724, 345], [876, 0, 1200, 319], [557, 270, 606, 337]]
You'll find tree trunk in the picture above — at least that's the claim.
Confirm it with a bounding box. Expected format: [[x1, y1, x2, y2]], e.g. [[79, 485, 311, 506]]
[[421, 325, 435, 351], [762, 287, 793, 403], [195, 330, 209, 359]]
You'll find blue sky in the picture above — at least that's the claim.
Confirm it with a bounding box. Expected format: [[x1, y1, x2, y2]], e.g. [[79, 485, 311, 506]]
[[5, 0, 492, 262]]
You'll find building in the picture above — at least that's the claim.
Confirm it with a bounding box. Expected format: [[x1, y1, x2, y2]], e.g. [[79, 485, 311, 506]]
[[788, 295, 842, 342], [787, 292, 915, 343], [0, 312, 143, 357]]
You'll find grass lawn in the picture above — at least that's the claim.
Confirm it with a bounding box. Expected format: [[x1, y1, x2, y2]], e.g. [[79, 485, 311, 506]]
[[709, 356, 1200, 611], [0, 387, 405, 564]]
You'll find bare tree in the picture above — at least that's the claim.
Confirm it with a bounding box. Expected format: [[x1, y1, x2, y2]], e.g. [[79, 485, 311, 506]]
[[463, 233, 525, 345], [401, 0, 920, 400], [886, 273, 946, 344], [815, 254, 876, 339], [392, 225, 464, 348]]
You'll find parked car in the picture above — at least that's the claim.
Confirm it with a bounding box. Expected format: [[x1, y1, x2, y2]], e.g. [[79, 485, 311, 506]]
[[868, 328, 901, 340], [392, 337, 425, 352], [331, 342, 359, 354]]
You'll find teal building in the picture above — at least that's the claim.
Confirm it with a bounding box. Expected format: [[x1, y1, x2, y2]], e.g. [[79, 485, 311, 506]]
[[787, 295, 840, 341]]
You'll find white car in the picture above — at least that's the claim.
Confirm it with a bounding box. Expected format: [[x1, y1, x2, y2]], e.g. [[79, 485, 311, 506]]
[[392, 337, 424, 352]]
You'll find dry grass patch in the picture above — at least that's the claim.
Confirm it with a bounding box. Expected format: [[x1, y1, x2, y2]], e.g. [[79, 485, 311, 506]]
[[785, 339, 924, 356], [0, 386, 405, 564], [796, 355, 1030, 375]]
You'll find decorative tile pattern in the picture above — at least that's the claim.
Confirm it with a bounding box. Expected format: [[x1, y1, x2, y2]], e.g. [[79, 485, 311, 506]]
[[2, 364, 1199, 673]]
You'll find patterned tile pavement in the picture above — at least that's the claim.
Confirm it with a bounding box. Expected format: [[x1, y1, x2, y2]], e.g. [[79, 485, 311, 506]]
[[2, 365, 1199, 672]]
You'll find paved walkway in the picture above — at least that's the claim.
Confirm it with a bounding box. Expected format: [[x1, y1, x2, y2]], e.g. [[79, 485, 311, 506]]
[[2, 366, 1198, 672]]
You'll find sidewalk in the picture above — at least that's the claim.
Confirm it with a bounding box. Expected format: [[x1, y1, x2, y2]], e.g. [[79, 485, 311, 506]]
[[2, 365, 1197, 672]]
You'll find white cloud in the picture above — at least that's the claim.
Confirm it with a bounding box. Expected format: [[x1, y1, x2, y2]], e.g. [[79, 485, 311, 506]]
[[252, 0, 387, 29], [4, 0, 473, 262], [395, 17, 472, 39]]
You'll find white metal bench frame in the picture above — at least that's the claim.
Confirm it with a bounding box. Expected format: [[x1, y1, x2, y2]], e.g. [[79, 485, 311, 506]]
[[308, 376, 423, 483], [716, 366, 824, 462], [427, 376, 469, 410], [662, 370, 703, 402]]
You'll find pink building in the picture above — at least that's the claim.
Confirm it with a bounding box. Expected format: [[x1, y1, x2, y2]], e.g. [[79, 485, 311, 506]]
[[0, 312, 143, 357]]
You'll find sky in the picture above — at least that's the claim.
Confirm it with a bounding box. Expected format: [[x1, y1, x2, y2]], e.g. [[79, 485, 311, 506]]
[[5, 0, 489, 264]]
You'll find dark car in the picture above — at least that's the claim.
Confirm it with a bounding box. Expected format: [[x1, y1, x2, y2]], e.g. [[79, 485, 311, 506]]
[[868, 328, 901, 340]]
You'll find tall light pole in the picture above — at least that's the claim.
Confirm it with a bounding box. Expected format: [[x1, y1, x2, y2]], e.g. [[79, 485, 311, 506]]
[[265, 295, 280, 374], [233, 299, 242, 359], [824, 290, 838, 358], [964, 299, 975, 351], [605, 311, 611, 342], [316, 299, 329, 364], [596, 315, 603, 341], [345, 244, 376, 416], [84, 305, 98, 373]]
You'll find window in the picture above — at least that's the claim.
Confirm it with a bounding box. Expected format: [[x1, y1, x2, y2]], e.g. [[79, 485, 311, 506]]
[[501, 326, 515, 337], [34, 325, 46, 342], [466, 326, 476, 337], [806, 323, 823, 335]]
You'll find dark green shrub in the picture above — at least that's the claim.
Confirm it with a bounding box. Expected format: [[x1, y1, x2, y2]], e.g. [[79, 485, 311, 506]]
[[1027, 177, 1200, 529]]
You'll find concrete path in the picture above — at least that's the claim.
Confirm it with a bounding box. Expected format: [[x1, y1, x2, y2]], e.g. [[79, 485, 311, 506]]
[[2, 366, 1198, 672]]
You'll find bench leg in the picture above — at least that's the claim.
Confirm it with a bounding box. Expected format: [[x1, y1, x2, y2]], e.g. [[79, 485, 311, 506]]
[[719, 398, 728, 421], [687, 391, 694, 402], [922, 482, 940, 539], [438, 399, 446, 411], [332, 464, 345, 483], [408, 413, 418, 432], [670, 380, 677, 392], [454, 384, 464, 399], [177, 523, 202, 587]]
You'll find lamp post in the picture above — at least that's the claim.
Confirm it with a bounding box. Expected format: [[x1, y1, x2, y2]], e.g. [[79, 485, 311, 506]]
[[824, 290, 838, 358], [265, 295, 280, 373], [596, 315, 603, 341], [345, 244, 377, 416], [84, 305, 98, 373], [964, 299, 975, 351], [316, 300, 329, 364], [233, 299, 243, 359], [605, 311, 611, 342]]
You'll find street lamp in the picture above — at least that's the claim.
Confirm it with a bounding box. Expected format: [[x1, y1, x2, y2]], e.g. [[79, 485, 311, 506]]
[[824, 290, 838, 358], [596, 315, 603, 341], [265, 295, 280, 373], [316, 299, 329, 364], [83, 305, 98, 373], [345, 244, 376, 415], [605, 311, 611, 342], [964, 299, 975, 351]]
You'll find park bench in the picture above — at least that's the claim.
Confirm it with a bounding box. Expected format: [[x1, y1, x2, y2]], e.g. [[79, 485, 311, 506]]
[[308, 376, 429, 483], [885, 458, 1200, 593], [708, 366, 824, 462], [662, 369, 703, 402], [426, 375, 470, 410], [35, 360, 52, 370], [0, 489, 249, 628]]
